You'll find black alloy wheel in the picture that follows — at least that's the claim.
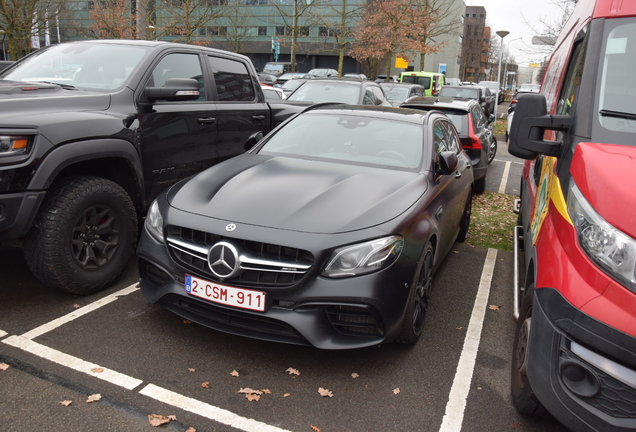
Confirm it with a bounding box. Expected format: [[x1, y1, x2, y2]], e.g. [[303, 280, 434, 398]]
[[25, 176, 138, 295], [396, 243, 434, 345], [488, 135, 497, 164]]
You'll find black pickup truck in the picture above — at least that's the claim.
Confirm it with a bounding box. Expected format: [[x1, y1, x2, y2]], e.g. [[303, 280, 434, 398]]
[[0, 39, 302, 294]]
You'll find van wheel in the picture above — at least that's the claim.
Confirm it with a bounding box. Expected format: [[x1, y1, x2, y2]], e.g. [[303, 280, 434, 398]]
[[396, 243, 434, 345], [511, 284, 549, 417], [25, 176, 137, 295]]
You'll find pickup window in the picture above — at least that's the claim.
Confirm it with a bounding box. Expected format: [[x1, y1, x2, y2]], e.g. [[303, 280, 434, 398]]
[[208, 56, 255, 102], [150, 53, 206, 101]]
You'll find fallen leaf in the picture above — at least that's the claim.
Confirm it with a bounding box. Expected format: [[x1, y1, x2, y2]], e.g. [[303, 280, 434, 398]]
[[456, 326, 464, 330], [392, 388, 400, 395], [286, 367, 300, 376], [73, 304, 81, 308], [238, 388, 263, 395], [283, 393, 291, 397], [488, 305, 501, 311], [90, 368, 104, 373], [318, 387, 333, 397], [453, 250, 459, 253], [246, 393, 261, 401], [183, 320, 193, 324], [188, 368, 195, 372], [185, 428, 196, 432], [0, 363, 9, 371], [148, 414, 171, 427], [351, 373, 359, 379], [86, 394, 101, 403], [168, 415, 177, 421], [261, 389, 272, 394], [201, 381, 210, 388], [511, 424, 519, 429], [59, 400, 72, 406], [230, 370, 239, 377], [310, 426, 321, 432]]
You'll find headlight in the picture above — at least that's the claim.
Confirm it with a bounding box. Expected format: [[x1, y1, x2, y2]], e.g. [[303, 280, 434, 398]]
[[145, 199, 164, 243], [0, 136, 31, 158], [568, 180, 636, 293], [321, 236, 404, 278]]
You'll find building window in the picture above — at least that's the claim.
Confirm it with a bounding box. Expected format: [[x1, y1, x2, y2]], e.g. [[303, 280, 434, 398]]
[[299, 26, 309, 37], [276, 26, 285, 36], [472, 13, 476, 17], [208, 26, 227, 36], [258, 26, 267, 36]]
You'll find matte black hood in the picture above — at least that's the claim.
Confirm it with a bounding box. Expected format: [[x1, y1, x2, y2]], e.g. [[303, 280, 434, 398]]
[[169, 154, 427, 234]]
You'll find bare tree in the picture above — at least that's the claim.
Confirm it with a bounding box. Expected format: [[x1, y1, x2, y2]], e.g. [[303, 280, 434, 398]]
[[0, 0, 67, 60], [77, 0, 136, 39], [156, 0, 230, 45], [217, 0, 257, 53], [271, 0, 322, 72], [522, 0, 578, 56], [413, 0, 461, 71]]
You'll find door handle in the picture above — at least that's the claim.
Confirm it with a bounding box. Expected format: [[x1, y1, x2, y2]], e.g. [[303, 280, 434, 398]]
[[198, 117, 216, 124], [252, 115, 266, 121], [455, 171, 462, 179]]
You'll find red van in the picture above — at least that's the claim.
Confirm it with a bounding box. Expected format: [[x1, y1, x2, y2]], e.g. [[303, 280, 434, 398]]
[[509, 0, 636, 430]]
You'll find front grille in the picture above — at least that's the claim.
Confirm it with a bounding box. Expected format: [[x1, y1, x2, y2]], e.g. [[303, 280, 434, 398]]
[[166, 226, 314, 288], [326, 305, 383, 337]]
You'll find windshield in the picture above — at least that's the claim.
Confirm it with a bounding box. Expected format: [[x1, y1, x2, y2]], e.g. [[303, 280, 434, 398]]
[[440, 87, 479, 100], [382, 86, 410, 102], [402, 76, 431, 88], [479, 81, 499, 91], [282, 80, 305, 90], [1, 43, 148, 91], [260, 113, 423, 169], [264, 64, 284, 72], [287, 82, 360, 104]]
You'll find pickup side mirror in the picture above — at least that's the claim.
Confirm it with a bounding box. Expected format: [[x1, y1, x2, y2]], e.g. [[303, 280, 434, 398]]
[[245, 131, 264, 151], [144, 78, 200, 102], [438, 151, 458, 175], [509, 93, 571, 160]]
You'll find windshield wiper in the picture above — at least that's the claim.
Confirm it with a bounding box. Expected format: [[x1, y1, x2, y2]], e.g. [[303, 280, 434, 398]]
[[35, 81, 77, 90], [599, 109, 636, 121]]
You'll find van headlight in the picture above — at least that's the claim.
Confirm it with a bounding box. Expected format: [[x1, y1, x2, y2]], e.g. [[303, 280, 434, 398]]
[[321, 236, 403, 278], [145, 199, 164, 243], [568, 180, 636, 293]]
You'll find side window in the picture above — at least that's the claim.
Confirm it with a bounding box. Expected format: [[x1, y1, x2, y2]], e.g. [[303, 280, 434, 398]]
[[434, 121, 449, 154], [442, 121, 461, 154], [150, 53, 206, 101], [363, 88, 375, 105], [471, 106, 486, 130], [556, 33, 589, 116], [207, 56, 255, 102]]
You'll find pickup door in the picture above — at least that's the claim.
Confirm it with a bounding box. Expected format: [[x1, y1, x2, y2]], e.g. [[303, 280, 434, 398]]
[[139, 50, 270, 203]]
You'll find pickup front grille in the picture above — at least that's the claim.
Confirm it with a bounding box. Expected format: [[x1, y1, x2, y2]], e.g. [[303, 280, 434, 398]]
[[166, 226, 314, 288]]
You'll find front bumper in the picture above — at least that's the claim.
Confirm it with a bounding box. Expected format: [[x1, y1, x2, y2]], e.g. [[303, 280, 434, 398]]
[[0, 191, 45, 242], [528, 288, 636, 431], [137, 221, 419, 350]]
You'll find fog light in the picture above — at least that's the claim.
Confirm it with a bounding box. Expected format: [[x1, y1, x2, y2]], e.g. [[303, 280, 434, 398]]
[[560, 360, 601, 398]]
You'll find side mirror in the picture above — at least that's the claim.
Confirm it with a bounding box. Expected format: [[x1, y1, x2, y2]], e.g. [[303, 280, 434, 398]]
[[509, 93, 571, 160], [244, 131, 264, 151], [144, 78, 200, 102], [438, 151, 458, 175]]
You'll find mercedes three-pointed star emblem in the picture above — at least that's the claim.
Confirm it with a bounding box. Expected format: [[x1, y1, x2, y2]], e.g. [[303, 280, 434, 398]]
[[207, 241, 240, 279]]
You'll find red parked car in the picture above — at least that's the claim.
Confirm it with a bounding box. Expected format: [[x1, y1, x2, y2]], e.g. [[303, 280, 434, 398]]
[[509, 0, 636, 431]]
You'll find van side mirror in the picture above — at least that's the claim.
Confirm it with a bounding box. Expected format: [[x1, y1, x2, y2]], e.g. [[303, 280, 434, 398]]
[[245, 131, 264, 151], [144, 78, 200, 102], [438, 151, 458, 175], [509, 93, 571, 160]]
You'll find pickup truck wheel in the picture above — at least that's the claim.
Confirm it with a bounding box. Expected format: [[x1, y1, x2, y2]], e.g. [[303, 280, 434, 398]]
[[511, 284, 548, 417], [396, 243, 433, 345], [25, 176, 137, 295]]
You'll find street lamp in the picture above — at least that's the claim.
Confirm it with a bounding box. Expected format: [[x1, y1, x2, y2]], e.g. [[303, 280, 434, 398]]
[[495, 30, 509, 123], [503, 37, 522, 90]]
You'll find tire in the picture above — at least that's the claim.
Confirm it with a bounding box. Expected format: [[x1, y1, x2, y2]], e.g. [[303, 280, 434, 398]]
[[488, 135, 497, 164], [25, 176, 138, 295], [456, 191, 472, 242], [473, 171, 487, 194], [511, 284, 549, 417], [396, 243, 434, 345]]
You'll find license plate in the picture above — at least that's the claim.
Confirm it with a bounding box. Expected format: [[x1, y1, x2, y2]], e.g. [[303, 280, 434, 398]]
[[185, 274, 267, 312]]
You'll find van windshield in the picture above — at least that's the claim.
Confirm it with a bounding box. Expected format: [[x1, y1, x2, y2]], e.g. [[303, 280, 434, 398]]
[[597, 20, 636, 136], [402, 76, 431, 88]]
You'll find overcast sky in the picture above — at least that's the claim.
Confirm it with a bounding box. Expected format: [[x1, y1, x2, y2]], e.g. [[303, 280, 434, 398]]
[[465, 0, 569, 66]]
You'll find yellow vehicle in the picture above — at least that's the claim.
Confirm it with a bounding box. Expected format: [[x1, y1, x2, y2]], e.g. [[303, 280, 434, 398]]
[[399, 71, 445, 96]]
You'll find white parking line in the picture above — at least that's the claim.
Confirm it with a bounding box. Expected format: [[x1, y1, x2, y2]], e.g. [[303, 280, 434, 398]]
[[0, 330, 7, 338], [140, 384, 293, 432], [21, 284, 139, 340], [498, 161, 511, 194], [2, 335, 143, 390], [439, 248, 498, 432]]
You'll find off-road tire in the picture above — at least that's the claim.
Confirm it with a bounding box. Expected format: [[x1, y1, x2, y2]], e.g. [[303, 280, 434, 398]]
[[396, 243, 434, 345], [24, 176, 137, 295]]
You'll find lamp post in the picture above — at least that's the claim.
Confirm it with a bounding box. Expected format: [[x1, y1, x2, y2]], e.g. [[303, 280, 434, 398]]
[[503, 37, 522, 91], [495, 30, 509, 124]]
